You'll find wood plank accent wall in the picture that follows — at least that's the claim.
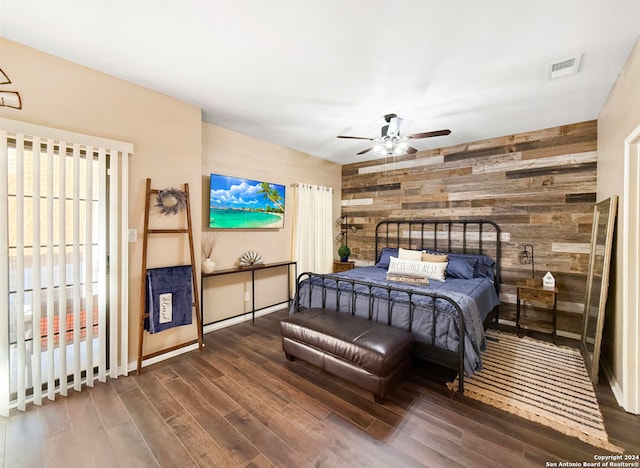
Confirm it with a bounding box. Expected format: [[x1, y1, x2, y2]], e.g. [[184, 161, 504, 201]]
[[341, 120, 597, 336]]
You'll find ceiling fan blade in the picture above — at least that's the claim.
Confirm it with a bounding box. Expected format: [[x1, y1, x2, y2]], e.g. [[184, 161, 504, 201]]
[[406, 146, 418, 154], [357, 147, 373, 155], [406, 129, 451, 139], [337, 135, 374, 140]]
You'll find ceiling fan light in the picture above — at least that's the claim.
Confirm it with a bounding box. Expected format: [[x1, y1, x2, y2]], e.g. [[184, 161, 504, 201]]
[[338, 114, 451, 158]]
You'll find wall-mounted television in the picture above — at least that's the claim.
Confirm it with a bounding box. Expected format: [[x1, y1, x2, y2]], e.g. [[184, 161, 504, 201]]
[[209, 174, 285, 229]]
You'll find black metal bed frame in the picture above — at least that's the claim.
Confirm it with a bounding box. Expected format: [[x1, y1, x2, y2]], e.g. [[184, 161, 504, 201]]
[[375, 219, 501, 297], [291, 219, 502, 394], [294, 272, 468, 392]]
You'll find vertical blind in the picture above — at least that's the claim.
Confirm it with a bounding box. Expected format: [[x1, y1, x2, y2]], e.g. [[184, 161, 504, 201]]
[[0, 118, 132, 416]]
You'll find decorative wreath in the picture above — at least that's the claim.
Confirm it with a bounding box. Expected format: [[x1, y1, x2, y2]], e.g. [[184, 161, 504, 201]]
[[155, 187, 187, 216]]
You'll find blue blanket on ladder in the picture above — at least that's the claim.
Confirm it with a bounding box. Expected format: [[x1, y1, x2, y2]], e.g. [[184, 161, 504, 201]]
[[145, 265, 193, 334]]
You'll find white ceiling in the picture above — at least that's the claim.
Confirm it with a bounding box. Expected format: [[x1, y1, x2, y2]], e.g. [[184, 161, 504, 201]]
[[2, 0, 639, 164]]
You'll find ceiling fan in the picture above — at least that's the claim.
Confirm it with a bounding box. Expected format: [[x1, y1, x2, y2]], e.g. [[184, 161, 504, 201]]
[[337, 114, 451, 157]]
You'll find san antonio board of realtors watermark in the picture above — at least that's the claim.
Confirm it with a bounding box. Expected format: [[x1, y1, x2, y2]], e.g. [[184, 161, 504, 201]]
[[546, 454, 639, 467]]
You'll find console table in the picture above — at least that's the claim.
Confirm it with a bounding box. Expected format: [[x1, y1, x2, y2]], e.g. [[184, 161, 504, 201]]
[[201, 261, 297, 330]]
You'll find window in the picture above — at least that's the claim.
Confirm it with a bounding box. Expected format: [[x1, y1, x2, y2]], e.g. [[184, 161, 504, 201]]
[[0, 118, 132, 415]]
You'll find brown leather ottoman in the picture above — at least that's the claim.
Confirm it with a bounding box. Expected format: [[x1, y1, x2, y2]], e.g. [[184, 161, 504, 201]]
[[280, 308, 414, 403]]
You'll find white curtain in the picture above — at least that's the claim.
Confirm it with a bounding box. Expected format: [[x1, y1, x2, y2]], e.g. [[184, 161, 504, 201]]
[[0, 118, 132, 416], [291, 183, 334, 275]]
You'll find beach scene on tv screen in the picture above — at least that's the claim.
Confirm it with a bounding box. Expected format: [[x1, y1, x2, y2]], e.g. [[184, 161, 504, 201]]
[[209, 174, 285, 229]]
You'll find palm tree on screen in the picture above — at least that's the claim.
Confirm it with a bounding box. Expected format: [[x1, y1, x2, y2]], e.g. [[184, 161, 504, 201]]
[[258, 182, 284, 213]]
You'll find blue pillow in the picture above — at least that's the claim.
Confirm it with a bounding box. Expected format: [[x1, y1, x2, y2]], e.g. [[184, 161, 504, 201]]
[[446, 256, 479, 279], [375, 247, 399, 269], [427, 250, 495, 280], [473, 254, 496, 280]]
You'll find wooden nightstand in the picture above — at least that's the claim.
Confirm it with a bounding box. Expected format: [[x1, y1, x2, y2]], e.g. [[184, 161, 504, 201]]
[[333, 260, 355, 273], [516, 284, 559, 337]]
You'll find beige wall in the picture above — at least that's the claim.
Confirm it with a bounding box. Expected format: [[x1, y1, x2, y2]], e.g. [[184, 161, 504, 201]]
[[597, 38, 640, 393], [0, 38, 203, 361], [0, 38, 341, 363], [201, 123, 342, 324]]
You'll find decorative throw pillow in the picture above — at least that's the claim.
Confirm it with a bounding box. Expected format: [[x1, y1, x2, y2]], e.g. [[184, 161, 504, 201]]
[[422, 252, 448, 263], [422, 261, 447, 281], [375, 247, 399, 269], [398, 247, 424, 261], [388, 256, 448, 281], [426, 250, 496, 280], [446, 256, 479, 279]]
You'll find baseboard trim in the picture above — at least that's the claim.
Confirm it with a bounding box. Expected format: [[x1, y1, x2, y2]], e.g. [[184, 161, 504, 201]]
[[202, 303, 287, 334], [601, 359, 625, 409], [129, 303, 287, 372], [128, 342, 200, 372]]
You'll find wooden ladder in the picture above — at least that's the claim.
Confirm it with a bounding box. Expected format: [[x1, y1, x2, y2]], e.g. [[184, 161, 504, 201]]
[[136, 178, 203, 374]]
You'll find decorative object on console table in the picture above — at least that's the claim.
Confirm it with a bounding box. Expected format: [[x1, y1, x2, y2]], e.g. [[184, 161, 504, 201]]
[[202, 257, 216, 275], [518, 243, 542, 286], [333, 260, 355, 273], [238, 250, 264, 268], [516, 283, 559, 337], [201, 232, 218, 274]]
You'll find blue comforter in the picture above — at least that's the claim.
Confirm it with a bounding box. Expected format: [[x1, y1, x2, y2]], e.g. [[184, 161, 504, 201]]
[[293, 266, 500, 375]]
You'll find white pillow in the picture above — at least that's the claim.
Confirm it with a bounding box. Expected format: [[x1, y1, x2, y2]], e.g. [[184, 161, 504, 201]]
[[398, 247, 423, 261], [388, 256, 448, 281], [423, 261, 448, 281]]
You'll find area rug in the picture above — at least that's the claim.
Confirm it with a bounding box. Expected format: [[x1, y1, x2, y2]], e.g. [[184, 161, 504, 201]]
[[448, 330, 623, 453]]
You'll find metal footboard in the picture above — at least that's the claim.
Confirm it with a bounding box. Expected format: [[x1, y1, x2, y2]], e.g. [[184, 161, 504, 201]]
[[293, 272, 467, 393]]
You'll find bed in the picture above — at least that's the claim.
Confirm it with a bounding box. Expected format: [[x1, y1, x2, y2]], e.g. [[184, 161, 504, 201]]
[[291, 219, 501, 392]]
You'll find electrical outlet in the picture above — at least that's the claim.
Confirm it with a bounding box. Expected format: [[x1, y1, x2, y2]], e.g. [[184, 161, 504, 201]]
[[128, 229, 137, 243], [244, 292, 250, 302]]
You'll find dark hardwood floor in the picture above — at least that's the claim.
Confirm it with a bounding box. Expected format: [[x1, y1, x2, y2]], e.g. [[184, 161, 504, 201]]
[[2, 309, 639, 467]]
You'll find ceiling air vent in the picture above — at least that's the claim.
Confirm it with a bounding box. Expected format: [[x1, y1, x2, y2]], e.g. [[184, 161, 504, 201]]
[[546, 54, 583, 80]]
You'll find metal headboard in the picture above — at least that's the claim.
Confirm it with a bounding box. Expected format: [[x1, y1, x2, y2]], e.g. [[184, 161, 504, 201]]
[[375, 219, 501, 296]]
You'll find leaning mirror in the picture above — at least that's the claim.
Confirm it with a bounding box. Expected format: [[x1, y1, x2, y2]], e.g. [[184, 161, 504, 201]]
[[581, 196, 618, 384]]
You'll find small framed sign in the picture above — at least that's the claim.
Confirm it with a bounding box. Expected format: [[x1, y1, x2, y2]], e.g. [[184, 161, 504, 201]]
[[543, 271, 555, 288]]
